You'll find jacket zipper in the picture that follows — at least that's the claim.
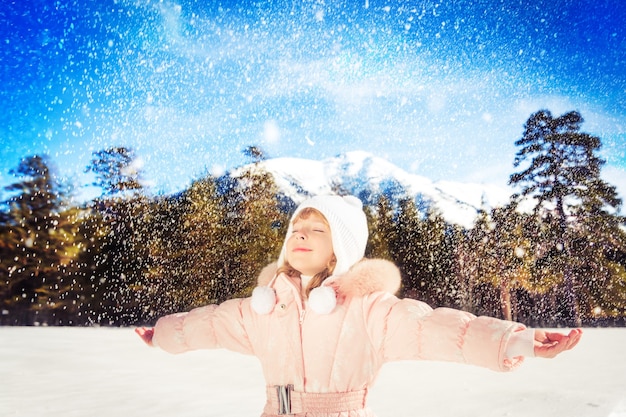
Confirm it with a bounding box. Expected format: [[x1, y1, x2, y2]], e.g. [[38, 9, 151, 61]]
[[299, 301, 307, 391], [285, 276, 307, 391]]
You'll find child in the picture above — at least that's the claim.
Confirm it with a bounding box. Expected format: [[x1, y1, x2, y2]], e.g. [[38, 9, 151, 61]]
[[136, 195, 582, 416]]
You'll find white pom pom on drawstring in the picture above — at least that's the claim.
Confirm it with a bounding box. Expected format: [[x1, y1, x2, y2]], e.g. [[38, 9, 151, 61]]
[[308, 285, 337, 315], [251, 286, 276, 314]]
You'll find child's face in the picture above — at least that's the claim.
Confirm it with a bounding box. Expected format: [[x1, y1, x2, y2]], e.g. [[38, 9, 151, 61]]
[[286, 211, 335, 277]]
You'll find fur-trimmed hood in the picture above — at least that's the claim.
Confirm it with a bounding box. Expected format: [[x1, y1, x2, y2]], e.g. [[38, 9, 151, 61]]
[[328, 258, 402, 298], [251, 258, 402, 315]]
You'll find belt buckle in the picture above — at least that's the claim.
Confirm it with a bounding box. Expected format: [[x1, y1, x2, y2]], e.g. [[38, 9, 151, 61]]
[[275, 384, 294, 415]]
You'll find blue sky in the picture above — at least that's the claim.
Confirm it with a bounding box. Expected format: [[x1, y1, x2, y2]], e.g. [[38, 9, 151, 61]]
[[1, 0, 625, 202]]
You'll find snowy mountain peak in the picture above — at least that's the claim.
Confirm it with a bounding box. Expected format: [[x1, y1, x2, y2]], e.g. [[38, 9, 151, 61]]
[[236, 151, 512, 228]]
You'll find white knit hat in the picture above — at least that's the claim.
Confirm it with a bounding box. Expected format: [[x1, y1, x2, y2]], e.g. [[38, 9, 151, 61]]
[[251, 195, 368, 315], [278, 195, 369, 276]]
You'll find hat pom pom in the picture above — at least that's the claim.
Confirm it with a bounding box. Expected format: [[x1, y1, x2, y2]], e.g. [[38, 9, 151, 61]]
[[308, 285, 337, 314], [251, 286, 276, 314], [342, 195, 363, 209]]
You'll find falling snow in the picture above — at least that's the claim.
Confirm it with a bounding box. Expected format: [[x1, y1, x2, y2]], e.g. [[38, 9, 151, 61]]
[[1, 1, 625, 326], [0, 4, 625, 414], [1, 1, 625, 198]]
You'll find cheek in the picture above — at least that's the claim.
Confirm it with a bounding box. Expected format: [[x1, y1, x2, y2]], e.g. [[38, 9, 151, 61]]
[[321, 239, 334, 260], [285, 234, 298, 247]]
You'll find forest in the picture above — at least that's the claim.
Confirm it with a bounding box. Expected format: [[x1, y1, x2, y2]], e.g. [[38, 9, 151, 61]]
[[1, 110, 625, 327]]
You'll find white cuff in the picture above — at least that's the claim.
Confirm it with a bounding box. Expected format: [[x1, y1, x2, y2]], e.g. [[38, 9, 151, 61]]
[[505, 328, 535, 359]]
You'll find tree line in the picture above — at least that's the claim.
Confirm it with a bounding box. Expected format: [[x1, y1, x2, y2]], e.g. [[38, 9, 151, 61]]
[[1, 110, 625, 327]]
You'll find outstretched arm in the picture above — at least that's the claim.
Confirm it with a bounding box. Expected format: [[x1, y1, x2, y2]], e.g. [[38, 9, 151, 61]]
[[533, 328, 583, 358], [133, 300, 254, 355]]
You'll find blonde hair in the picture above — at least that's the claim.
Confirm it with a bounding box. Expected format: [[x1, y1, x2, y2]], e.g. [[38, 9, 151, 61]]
[[277, 207, 337, 297]]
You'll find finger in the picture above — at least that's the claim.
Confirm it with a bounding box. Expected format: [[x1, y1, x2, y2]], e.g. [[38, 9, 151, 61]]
[[542, 329, 581, 356], [565, 329, 583, 350], [556, 331, 578, 351]]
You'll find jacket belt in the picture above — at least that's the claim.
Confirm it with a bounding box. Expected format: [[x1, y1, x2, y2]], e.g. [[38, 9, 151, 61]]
[[264, 385, 368, 415]]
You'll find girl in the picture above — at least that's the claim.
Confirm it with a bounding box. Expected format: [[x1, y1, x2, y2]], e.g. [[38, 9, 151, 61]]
[[136, 195, 582, 416]]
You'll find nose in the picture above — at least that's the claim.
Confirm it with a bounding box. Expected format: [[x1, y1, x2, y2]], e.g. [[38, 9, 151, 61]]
[[294, 231, 306, 240]]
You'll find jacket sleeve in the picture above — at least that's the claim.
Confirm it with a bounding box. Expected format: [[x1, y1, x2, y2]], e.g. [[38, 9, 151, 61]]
[[152, 298, 253, 356], [366, 294, 527, 372]]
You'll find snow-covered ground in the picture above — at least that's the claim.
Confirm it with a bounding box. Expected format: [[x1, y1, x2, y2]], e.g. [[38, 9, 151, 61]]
[[1, 326, 625, 417]]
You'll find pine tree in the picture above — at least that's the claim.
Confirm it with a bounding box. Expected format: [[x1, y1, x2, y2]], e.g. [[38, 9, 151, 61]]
[[242, 145, 269, 163], [462, 208, 502, 318], [86, 147, 143, 196], [364, 195, 396, 261], [568, 201, 626, 321], [131, 195, 184, 319], [178, 175, 230, 307], [390, 198, 423, 299], [219, 165, 287, 301], [477, 205, 538, 321], [454, 218, 481, 314], [85, 147, 149, 324], [0, 156, 84, 324], [509, 110, 623, 325]]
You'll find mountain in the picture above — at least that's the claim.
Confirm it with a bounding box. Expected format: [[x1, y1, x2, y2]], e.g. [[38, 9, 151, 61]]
[[235, 151, 513, 228]]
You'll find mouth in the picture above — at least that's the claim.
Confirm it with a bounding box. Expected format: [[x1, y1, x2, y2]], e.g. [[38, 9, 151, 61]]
[[293, 247, 312, 252]]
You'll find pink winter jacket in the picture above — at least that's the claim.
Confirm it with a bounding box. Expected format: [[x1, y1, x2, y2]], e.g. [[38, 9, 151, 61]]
[[153, 259, 526, 416]]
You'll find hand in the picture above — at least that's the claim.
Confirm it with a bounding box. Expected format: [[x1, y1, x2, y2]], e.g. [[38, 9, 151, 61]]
[[135, 327, 155, 347], [533, 328, 582, 358]]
